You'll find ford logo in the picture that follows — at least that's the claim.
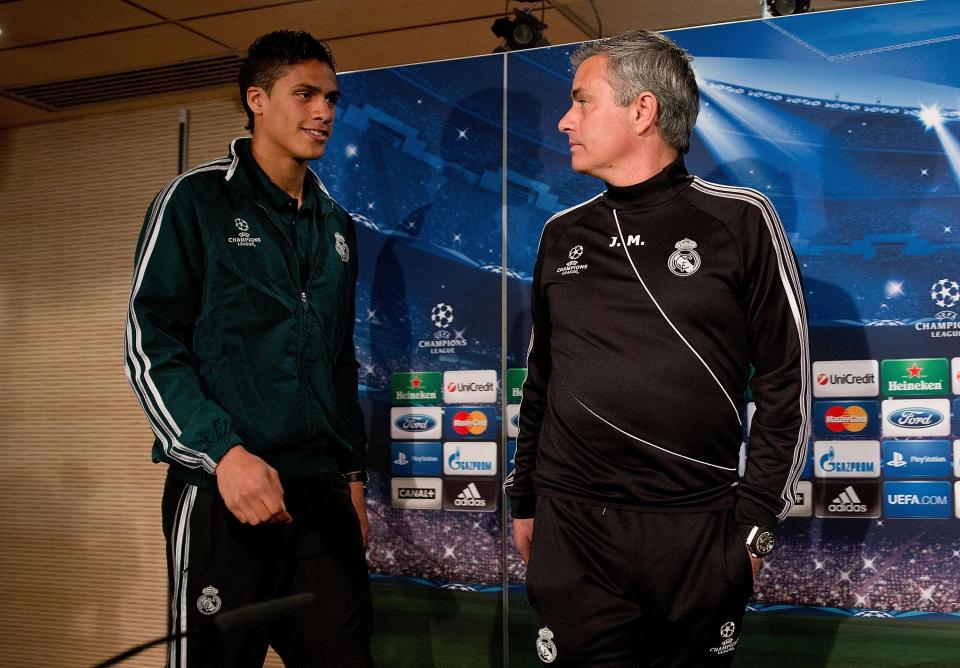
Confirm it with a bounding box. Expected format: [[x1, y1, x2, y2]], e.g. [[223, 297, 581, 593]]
[[888, 408, 943, 429], [396, 414, 437, 432], [511, 414, 520, 427]]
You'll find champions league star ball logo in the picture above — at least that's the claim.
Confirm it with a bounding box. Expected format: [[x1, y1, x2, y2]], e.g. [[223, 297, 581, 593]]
[[568, 245, 583, 261], [431, 303, 454, 329], [916, 278, 960, 337], [930, 279, 960, 309], [668, 238, 701, 277], [709, 620, 739, 655], [419, 303, 468, 355]]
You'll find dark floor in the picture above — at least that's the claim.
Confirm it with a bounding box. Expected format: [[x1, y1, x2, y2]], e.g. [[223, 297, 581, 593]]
[[371, 582, 960, 667]]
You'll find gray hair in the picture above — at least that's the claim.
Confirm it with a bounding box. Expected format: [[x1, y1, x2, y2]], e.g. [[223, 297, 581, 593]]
[[570, 30, 699, 153]]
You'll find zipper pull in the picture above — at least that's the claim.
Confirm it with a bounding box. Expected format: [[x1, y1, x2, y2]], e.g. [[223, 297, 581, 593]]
[[301, 292, 308, 307]]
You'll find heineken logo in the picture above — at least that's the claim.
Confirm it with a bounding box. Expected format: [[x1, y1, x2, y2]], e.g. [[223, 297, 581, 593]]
[[391, 371, 442, 405], [881, 358, 949, 397]]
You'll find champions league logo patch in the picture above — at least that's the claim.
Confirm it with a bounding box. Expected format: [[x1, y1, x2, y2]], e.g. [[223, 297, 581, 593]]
[[668, 238, 701, 276], [708, 620, 738, 655], [197, 586, 222, 616], [335, 231, 350, 263], [228, 218, 262, 248], [536, 626, 557, 663], [557, 245, 589, 276]]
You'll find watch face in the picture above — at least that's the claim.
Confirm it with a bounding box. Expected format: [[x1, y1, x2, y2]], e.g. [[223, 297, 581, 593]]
[[755, 531, 775, 556]]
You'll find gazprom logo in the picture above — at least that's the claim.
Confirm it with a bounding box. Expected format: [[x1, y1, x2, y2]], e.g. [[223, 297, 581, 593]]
[[443, 442, 497, 476], [888, 408, 944, 429], [813, 441, 880, 478]]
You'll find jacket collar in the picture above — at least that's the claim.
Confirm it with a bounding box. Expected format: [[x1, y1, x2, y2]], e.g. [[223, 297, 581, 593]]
[[601, 155, 693, 210], [223, 137, 328, 215]]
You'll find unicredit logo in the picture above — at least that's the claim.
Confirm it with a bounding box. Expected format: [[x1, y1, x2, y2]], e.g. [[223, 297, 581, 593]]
[[818, 372, 876, 386], [888, 408, 943, 428], [395, 414, 438, 432], [448, 381, 495, 393]]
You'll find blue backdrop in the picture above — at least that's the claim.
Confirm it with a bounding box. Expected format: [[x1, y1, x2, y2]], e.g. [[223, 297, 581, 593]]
[[314, 0, 960, 616]]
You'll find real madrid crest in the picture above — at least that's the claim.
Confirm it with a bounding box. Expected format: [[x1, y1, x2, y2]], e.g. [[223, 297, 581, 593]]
[[667, 238, 701, 277], [335, 231, 350, 263], [536, 626, 558, 663], [197, 585, 222, 615]]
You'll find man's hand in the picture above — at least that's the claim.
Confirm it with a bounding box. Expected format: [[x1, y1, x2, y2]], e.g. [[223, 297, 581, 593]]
[[746, 547, 762, 579], [215, 445, 291, 525], [513, 518, 535, 564], [349, 480, 369, 548]]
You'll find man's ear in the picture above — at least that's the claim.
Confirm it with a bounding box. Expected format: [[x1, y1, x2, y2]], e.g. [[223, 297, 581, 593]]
[[246, 86, 266, 116], [632, 91, 659, 135]]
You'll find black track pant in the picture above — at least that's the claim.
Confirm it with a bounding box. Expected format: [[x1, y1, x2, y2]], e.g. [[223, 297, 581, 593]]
[[525, 496, 753, 667], [162, 472, 373, 668]]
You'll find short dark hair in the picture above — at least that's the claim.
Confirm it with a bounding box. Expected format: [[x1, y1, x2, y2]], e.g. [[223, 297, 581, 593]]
[[238, 30, 336, 131]]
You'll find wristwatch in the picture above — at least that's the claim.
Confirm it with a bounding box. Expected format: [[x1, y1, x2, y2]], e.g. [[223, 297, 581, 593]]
[[343, 470, 368, 485], [740, 525, 775, 558]]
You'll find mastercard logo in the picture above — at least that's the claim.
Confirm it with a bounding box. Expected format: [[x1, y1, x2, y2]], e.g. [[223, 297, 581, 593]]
[[452, 410, 488, 435], [824, 405, 868, 433]]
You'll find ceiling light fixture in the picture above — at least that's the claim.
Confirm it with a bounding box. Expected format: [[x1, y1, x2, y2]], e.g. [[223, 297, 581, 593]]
[[492, 5, 550, 52], [764, 0, 812, 17]]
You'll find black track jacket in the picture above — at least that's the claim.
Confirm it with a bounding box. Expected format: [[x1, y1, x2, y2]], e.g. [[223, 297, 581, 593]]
[[505, 157, 810, 530]]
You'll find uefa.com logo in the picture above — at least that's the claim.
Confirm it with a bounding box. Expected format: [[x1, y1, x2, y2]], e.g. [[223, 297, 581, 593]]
[[916, 278, 960, 338]]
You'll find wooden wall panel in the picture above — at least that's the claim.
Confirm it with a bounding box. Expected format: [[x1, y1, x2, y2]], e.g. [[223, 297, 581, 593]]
[[0, 98, 284, 667]]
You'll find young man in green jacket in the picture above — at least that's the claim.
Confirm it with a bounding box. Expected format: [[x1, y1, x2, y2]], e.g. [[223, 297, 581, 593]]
[[125, 30, 372, 667]]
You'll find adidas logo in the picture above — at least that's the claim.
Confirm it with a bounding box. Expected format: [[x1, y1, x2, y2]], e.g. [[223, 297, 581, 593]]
[[454, 482, 487, 508], [828, 485, 867, 513]]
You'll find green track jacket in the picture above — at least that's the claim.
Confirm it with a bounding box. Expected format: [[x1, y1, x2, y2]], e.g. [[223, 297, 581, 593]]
[[125, 138, 366, 488]]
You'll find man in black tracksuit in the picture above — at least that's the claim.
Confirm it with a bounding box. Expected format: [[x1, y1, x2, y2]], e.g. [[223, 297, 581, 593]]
[[125, 32, 371, 667], [505, 31, 810, 666]]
